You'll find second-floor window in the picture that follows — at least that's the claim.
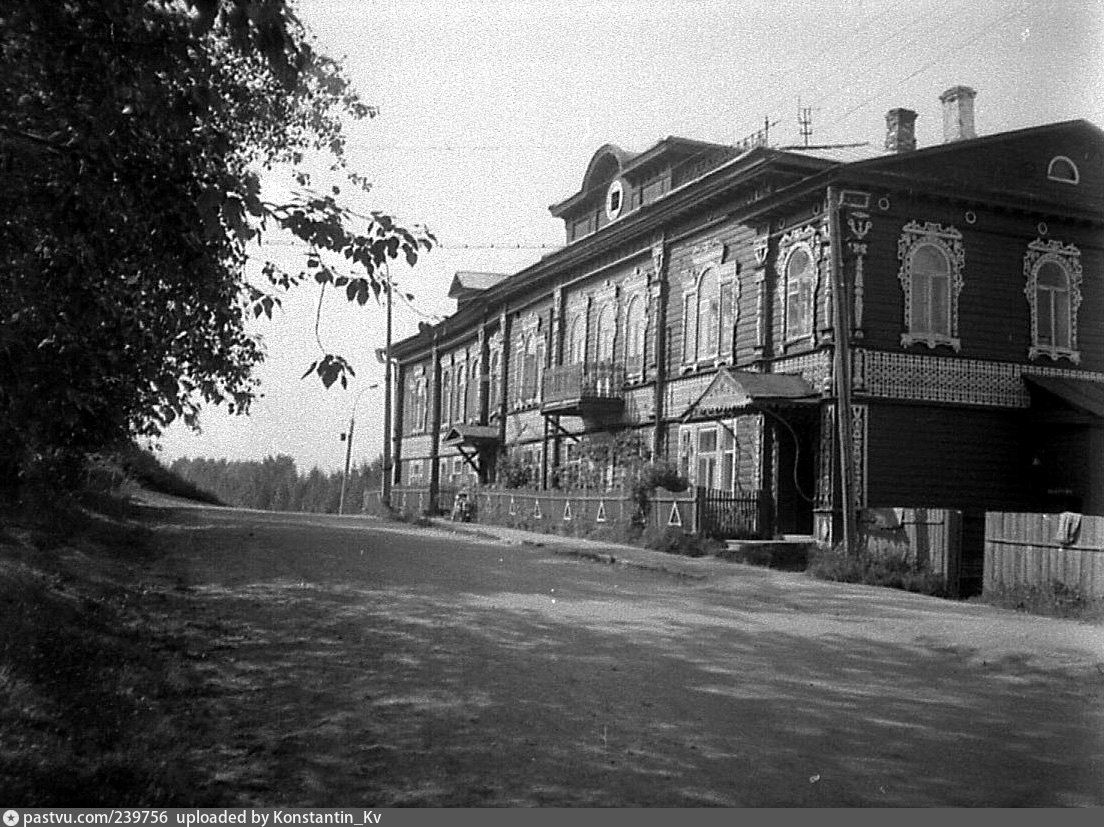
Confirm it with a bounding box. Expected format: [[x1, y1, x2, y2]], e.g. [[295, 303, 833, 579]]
[[897, 221, 964, 351], [411, 376, 427, 432], [568, 314, 586, 364], [455, 359, 467, 423], [697, 267, 720, 359], [489, 349, 502, 411], [468, 359, 481, 421], [784, 247, 815, 342], [624, 294, 646, 375], [594, 303, 615, 362], [440, 368, 452, 426], [1024, 238, 1082, 363]]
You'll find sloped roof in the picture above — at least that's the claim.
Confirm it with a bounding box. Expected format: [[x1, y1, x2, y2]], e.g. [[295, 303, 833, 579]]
[[441, 424, 501, 446], [447, 271, 509, 299], [683, 368, 817, 421], [1025, 375, 1104, 418]]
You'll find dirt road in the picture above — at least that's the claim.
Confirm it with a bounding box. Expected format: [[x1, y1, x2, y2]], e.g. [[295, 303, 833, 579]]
[[131, 505, 1104, 806]]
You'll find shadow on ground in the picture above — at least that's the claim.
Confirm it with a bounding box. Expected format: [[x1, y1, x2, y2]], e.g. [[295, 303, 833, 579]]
[[124, 507, 1104, 807]]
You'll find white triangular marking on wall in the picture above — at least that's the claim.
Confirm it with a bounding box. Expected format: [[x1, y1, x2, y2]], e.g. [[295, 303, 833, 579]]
[[668, 501, 683, 527], [533, 499, 542, 519], [563, 501, 572, 521], [596, 501, 607, 523]]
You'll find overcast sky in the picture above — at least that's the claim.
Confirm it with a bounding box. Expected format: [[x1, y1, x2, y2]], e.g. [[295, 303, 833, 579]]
[[154, 0, 1104, 473]]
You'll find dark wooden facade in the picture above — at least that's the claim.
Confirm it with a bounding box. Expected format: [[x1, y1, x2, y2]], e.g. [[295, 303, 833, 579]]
[[391, 96, 1104, 547]]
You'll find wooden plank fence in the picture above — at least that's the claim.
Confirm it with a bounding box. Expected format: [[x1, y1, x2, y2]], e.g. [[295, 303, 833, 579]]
[[984, 512, 1104, 598], [392, 484, 701, 535]]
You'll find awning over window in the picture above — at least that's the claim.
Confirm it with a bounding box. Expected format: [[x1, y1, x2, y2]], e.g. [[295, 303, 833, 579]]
[[682, 367, 817, 422], [441, 424, 502, 448], [1025, 375, 1104, 419]]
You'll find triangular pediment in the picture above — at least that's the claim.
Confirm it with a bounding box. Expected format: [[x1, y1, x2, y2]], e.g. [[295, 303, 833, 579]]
[[683, 368, 816, 421]]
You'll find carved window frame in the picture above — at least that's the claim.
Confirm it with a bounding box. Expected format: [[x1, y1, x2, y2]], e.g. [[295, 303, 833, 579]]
[[454, 353, 467, 423], [440, 364, 453, 427], [1024, 238, 1082, 363], [777, 226, 821, 348], [680, 241, 736, 369], [413, 374, 427, 433], [624, 292, 647, 380], [897, 220, 964, 352], [594, 301, 616, 363]]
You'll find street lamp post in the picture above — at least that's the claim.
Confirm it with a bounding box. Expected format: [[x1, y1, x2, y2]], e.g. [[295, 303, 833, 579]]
[[339, 382, 378, 515]]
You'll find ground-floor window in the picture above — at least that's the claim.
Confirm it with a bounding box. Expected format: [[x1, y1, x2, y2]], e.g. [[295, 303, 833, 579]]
[[681, 420, 741, 491]]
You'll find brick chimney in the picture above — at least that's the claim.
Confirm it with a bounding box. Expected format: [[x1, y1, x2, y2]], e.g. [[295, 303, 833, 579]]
[[939, 85, 977, 142], [885, 108, 918, 153]]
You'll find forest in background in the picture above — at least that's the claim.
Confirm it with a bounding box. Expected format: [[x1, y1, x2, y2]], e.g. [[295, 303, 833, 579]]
[[170, 455, 383, 513]]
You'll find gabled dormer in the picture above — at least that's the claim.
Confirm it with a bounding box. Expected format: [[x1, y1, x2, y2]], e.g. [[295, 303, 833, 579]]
[[549, 137, 739, 244], [447, 270, 509, 310]]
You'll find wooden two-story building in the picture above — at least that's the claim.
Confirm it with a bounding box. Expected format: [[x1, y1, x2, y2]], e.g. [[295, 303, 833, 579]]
[[390, 87, 1104, 560]]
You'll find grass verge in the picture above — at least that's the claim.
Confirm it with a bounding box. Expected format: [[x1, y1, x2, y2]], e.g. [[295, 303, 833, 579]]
[[0, 497, 218, 805], [977, 583, 1104, 623], [806, 543, 948, 597]]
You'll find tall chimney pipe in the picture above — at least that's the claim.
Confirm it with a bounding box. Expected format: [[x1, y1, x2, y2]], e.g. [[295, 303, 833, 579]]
[[940, 85, 977, 142]]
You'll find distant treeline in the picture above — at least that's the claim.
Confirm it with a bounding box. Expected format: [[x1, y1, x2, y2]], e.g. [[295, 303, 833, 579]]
[[170, 455, 383, 513]]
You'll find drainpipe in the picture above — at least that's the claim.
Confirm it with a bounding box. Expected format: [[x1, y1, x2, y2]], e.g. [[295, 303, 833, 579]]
[[827, 185, 857, 554]]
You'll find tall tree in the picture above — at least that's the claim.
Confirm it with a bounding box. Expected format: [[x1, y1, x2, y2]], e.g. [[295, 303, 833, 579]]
[[0, 0, 431, 490]]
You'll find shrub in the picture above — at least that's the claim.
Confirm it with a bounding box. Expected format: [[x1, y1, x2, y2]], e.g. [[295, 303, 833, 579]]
[[980, 583, 1104, 622], [807, 544, 948, 597], [641, 525, 721, 558]]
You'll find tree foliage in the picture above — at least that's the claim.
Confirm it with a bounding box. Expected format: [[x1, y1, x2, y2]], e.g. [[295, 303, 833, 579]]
[[0, 0, 432, 489]]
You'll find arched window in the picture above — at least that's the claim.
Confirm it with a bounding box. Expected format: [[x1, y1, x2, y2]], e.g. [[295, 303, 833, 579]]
[[440, 368, 452, 426], [696, 267, 720, 358], [908, 244, 952, 339], [897, 221, 964, 351], [519, 334, 540, 403], [468, 359, 481, 422], [412, 376, 426, 432], [1047, 155, 1079, 184], [455, 358, 466, 423], [1024, 239, 1082, 362], [594, 303, 615, 362], [489, 349, 501, 410], [535, 337, 546, 401], [784, 247, 815, 341], [625, 294, 646, 373], [681, 289, 697, 364], [568, 314, 586, 364]]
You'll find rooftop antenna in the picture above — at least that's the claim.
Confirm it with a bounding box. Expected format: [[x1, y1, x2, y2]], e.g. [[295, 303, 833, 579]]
[[798, 97, 816, 147]]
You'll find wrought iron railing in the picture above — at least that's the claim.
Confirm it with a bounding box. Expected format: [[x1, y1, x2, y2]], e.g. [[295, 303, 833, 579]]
[[541, 361, 625, 406]]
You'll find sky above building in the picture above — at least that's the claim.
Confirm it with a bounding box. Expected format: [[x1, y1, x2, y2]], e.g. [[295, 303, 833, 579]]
[[154, 0, 1104, 473]]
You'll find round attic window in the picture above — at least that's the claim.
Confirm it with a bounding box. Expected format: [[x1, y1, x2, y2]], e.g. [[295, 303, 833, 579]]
[[605, 179, 624, 221]]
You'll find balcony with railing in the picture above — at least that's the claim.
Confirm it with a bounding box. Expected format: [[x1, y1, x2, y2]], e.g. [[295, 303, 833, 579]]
[[541, 361, 625, 416]]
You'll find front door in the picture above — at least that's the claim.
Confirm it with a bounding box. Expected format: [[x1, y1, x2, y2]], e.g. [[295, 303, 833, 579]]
[[773, 411, 817, 536]]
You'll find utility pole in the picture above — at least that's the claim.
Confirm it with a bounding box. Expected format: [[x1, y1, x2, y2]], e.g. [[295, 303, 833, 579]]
[[338, 382, 378, 515], [827, 184, 857, 554]]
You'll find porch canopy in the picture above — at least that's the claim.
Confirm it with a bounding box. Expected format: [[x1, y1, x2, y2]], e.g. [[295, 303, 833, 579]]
[[682, 367, 818, 422], [441, 424, 502, 478], [1024, 375, 1104, 421]]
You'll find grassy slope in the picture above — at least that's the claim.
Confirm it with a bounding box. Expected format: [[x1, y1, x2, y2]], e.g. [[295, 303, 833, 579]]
[[0, 496, 221, 805]]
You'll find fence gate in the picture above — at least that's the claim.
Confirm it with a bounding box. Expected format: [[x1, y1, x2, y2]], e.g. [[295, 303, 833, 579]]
[[697, 488, 767, 539]]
